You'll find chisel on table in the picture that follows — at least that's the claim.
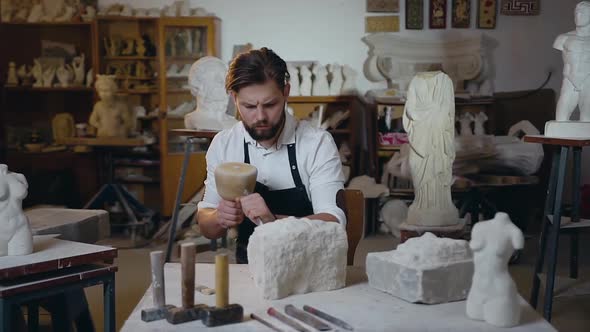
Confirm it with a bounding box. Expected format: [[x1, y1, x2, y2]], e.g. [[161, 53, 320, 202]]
[[285, 305, 331, 331], [303, 305, 354, 331], [267, 307, 311, 332]]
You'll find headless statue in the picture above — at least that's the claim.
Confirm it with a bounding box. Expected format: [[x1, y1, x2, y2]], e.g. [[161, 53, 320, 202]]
[[466, 212, 523, 327], [403, 71, 459, 227], [554, 1, 590, 121], [184, 56, 237, 130], [0, 165, 33, 257]]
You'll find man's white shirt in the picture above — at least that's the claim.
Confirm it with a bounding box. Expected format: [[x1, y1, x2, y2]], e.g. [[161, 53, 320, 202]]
[[197, 112, 347, 226]]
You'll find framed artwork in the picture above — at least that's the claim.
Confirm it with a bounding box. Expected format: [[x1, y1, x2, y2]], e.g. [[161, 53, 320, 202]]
[[367, 0, 400, 12], [429, 0, 447, 29], [406, 0, 424, 29], [500, 0, 540, 16], [452, 0, 471, 28], [477, 0, 497, 29], [365, 15, 400, 32]]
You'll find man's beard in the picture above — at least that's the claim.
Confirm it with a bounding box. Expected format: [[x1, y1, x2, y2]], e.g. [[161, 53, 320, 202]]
[[245, 112, 285, 141]]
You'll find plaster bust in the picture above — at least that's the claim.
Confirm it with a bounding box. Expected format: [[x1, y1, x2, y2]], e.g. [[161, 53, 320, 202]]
[[89, 75, 133, 137], [0, 164, 33, 256], [184, 56, 237, 130], [554, 1, 590, 121], [403, 71, 459, 227], [466, 212, 523, 327]]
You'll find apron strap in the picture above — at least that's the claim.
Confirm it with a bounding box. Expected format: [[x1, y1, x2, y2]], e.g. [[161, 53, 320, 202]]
[[287, 143, 304, 188]]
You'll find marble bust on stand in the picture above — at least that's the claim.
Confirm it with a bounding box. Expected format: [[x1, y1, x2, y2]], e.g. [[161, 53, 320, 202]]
[[400, 71, 462, 240], [545, 1, 590, 138], [89, 75, 133, 137], [184, 56, 237, 130]]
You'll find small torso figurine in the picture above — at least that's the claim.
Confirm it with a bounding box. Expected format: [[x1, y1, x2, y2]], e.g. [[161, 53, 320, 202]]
[[287, 64, 300, 96], [89, 75, 133, 137], [402, 71, 459, 227], [299, 66, 312, 96], [554, 1, 590, 121], [467, 212, 523, 327], [458, 112, 474, 136], [474, 112, 488, 135], [0, 164, 33, 256], [329, 63, 343, 96], [183, 57, 236, 130], [341, 64, 357, 95], [311, 64, 330, 96]]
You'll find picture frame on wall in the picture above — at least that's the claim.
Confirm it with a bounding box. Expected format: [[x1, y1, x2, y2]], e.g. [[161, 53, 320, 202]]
[[477, 0, 497, 29], [452, 0, 471, 28], [429, 0, 447, 29], [406, 0, 424, 29], [367, 0, 400, 13], [500, 0, 540, 16]]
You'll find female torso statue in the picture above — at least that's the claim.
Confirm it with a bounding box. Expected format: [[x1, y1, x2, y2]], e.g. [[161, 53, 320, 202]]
[[89, 75, 133, 137], [402, 71, 459, 227]]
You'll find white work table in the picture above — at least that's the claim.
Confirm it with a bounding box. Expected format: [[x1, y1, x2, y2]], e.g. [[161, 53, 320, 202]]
[[122, 264, 556, 332]]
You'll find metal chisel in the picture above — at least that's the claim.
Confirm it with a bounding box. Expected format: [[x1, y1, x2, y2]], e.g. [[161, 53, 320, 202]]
[[285, 305, 332, 331]]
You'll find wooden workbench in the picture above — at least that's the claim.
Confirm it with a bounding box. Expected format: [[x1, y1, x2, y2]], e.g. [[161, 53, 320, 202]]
[[122, 264, 556, 331]]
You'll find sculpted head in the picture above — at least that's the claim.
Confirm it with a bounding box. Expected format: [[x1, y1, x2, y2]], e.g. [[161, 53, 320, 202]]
[[188, 56, 228, 110], [575, 1, 590, 27], [94, 75, 117, 103]]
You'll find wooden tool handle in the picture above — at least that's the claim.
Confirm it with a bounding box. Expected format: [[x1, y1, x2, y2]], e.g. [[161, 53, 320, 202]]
[[149, 250, 165, 308], [215, 253, 229, 308], [180, 243, 195, 309]]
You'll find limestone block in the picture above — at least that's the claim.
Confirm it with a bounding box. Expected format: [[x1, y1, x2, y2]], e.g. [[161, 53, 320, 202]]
[[366, 232, 473, 304], [247, 217, 347, 299]]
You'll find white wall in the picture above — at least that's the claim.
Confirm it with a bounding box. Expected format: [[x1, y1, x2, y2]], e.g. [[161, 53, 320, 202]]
[[99, 0, 589, 184]]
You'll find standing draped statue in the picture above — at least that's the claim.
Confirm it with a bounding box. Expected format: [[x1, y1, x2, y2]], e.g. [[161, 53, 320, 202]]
[[403, 71, 459, 227]]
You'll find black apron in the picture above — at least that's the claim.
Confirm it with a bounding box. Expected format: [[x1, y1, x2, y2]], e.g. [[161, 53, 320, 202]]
[[235, 140, 314, 264]]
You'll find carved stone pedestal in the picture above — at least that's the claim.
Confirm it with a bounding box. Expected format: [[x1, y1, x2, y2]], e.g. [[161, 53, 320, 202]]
[[399, 219, 466, 243]]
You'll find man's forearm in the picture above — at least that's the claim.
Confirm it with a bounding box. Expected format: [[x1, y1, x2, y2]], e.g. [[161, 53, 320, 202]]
[[274, 213, 338, 223], [197, 208, 227, 239]]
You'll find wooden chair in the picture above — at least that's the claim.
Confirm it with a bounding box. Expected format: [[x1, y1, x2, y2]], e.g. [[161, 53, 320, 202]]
[[337, 189, 365, 265]]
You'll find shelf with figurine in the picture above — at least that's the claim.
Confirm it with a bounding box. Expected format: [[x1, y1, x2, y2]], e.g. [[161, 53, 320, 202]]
[[0, 1, 97, 24]]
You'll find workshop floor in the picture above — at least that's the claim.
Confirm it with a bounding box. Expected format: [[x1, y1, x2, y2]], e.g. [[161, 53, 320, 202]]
[[42, 231, 590, 331]]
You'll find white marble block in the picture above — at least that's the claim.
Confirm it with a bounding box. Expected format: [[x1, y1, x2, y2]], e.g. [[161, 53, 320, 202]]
[[247, 217, 348, 300], [366, 232, 473, 304]]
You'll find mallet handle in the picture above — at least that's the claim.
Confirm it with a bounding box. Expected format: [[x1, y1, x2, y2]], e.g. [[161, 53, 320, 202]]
[[150, 251, 165, 308], [180, 243, 195, 309], [215, 253, 229, 308]]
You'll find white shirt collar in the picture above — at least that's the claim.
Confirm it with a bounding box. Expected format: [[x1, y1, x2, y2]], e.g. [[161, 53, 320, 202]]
[[242, 112, 297, 148]]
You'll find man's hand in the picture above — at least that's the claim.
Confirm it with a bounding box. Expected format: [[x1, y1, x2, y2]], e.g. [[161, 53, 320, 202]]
[[239, 193, 276, 224], [216, 199, 244, 229]]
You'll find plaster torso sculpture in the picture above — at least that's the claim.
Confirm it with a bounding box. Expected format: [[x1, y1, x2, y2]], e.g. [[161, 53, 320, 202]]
[[299, 65, 312, 96], [32, 59, 43, 87], [311, 64, 330, 96], [287, 64, 300, 96], [329, 63, 343, 96], [474, 112, 488, 135], [458, 112, 474, 136], [183, 56, 237, 130], [466, 212, 523, 328], [247, 217, 347, 299], [403, 71, 459, 227], [0, 165, 33, 256], [89, 75, 133, 137], [341, 64, 357, 94], [554, 1, 590, 121], [6, 62, 18, 86]]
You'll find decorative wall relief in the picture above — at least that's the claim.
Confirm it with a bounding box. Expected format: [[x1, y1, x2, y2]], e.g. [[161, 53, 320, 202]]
[[429, 0, 447, 29], [367, 0, 400, 12], [365, 15, 400, 32], [452, 0, 471, 28], [478, 0, 497, 28], [500, 0, 539, 16], [406, 0, 424, 29]]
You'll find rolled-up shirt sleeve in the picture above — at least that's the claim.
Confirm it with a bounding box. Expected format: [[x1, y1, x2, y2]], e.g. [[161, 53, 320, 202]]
[[306, 132, 347, 226], [197, 134, 224, 211]]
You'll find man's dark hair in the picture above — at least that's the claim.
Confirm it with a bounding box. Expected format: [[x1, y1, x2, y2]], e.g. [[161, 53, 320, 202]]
[[225, 47, 290, 93]]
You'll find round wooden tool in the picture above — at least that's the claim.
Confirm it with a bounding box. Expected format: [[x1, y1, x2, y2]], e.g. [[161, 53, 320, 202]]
[[180, 243, 196, 309], [215, 253, 229, 308]]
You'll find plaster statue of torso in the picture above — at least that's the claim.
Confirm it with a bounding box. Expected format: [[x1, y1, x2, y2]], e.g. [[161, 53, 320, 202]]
[[458, 112, 474, 136], [402, 71, 459, 227], [466, 212, 523, 327], [89, 75, 133, 137], [183, 56, 237, 131], [312, 64, 330, 96], [474, 112, 488, 135], [0, 165, 33, 256], [329, 63, 343, 95], [287, 64, 300, 96], [341, 64, 357, 94], [299, 66, 312, 96]]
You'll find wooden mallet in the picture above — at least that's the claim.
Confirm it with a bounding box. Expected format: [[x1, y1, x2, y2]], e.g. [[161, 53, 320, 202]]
[[200, 253, 244, 326], [141, 251, 174, 322], [165, 243, 207, 324]]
